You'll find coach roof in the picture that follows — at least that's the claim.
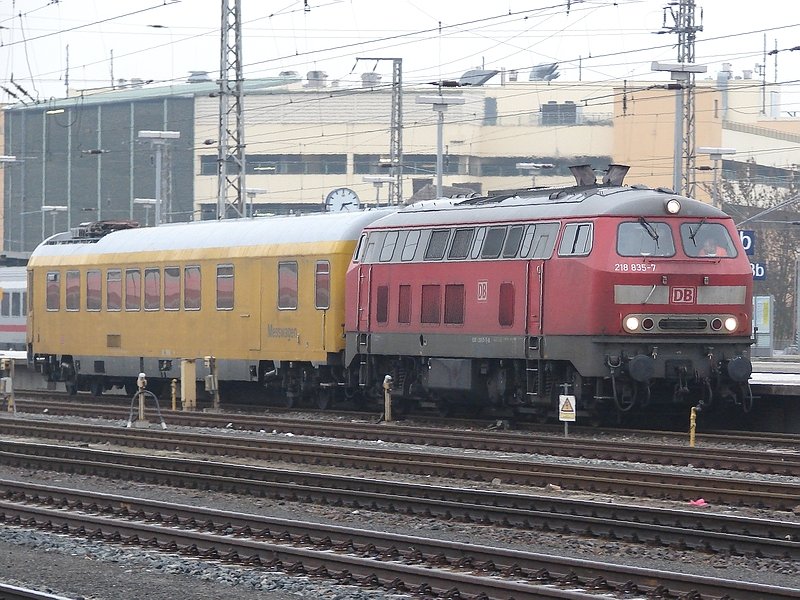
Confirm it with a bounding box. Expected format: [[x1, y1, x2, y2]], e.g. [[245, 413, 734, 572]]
[[30, 208, 395, 259]]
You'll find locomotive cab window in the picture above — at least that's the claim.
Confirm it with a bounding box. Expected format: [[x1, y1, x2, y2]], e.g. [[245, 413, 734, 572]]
[[401, 230, 421, 261], [617, 221, 675, 257], [379, 231, 399, 262], [524, 222, 559, 259], [46, 272, 60, 311], [558, 223, 593, 256], [216, 264, 234, 310], [681, 223, 737, 258]]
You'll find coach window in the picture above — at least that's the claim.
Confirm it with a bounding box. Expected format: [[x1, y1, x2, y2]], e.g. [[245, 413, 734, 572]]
[[278, 261, 298, 310], [558, 223, 593, 256], [65, 270, 80, 311], [444, 284, 465, 325], [499, 282, 514, 327], [216, 265, 234, 310], [401, 230, 421, 261], [125, 269, 141, 311], [363, 232, 383, 263], [46, 272, 60, 311], [184, 265, 201, 310], [379, 231, 399, 262], [424, 229, 451, 261], [470, 227, 486, 259], [86, 270, 101, 311], [502, 225, 525, 258], [106, 270, 121, 311], [448, 228, 474, 260], [315, 261, 330, 309], [144, 268, 161, 311], [1, 293, 8, 316], [398, 284, 411, 324], [164, 267, 180, 311], [481, 226, 507, 259], [376, 285, 389, 324], [421, 284, 441, 324]]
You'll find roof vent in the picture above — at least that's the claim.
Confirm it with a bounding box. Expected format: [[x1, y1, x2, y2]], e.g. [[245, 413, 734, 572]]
[[187, 70, 212, 83], [361, 72, 382, 87], [306, 70, 328, 88], [569, 164, 597, 186], [459, 69, 498, 86]]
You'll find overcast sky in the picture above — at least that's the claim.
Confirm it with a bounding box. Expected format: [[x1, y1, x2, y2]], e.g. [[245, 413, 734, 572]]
[[0, 0, 798, 112]]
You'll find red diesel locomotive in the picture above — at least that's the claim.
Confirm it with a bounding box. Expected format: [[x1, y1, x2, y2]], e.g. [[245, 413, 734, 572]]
[[344, 165, 753, 420]]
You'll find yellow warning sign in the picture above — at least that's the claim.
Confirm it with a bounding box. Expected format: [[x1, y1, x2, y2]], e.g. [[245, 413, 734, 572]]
[[559, 394, 576, 422]]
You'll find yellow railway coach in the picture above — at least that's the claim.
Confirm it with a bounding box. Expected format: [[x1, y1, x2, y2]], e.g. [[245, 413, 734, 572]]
[[28, 210, 392, 404]]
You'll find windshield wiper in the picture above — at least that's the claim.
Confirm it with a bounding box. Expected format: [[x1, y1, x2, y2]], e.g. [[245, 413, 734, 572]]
[[689, 217, 707, 243], [638, 216, 659, 242]]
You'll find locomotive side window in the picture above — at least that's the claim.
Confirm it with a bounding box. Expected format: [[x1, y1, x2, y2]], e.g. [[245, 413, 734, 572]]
[[65, 270, 80, 311], [558, 223, 593, 256], [448, 228, 474, 260], [86, 270, 102, 311], [125, 269, 141, 311], [46, 272, 60, 311], [315, 261, 330, 309], [424, 229, 451, 261], [144, 268, 161, 311], [527, 223, 559, 259], [444, 284, 465, 325], [278, 261, 298, 310], [216, 265, 235, 310], [617, 221, 675, 257], [164, 267, 180, 311], [379, 231, 399, 262], [520, 225, 536, 256], [376, 285, 389, 324], [401, 230, 421, 261], [184, 266, 201, 310], [470, 228, 486, 259], [481, 226, 507, 259], [499, 282, 514, 327], [398, 284, 411, 324], [502, 225, 525, 258], [353, 233, 367, 263], [106, 270, 121, 311], [681, 223, 737, 258], [421, 284, 441, 324], [362, 232, 382, 263]]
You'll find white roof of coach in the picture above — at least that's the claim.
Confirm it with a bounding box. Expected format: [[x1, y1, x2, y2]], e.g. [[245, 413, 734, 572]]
[[31, 209, 395, 258]]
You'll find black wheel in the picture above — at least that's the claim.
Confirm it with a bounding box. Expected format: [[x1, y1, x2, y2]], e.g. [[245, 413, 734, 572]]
[[65, 380, 78, 396], [278, 394, 296, 409], [89, 379, 104, 396], [316, 389, 333, 410], [124, 382, 138, 396]]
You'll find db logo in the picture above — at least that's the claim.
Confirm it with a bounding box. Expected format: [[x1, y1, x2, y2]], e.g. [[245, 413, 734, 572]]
[[671, 287, 696, 304]]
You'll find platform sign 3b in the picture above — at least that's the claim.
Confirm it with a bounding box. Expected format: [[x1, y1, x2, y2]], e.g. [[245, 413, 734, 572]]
[[559, 395, 576, 422]]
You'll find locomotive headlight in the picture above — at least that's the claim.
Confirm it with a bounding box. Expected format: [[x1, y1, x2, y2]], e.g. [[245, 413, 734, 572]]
[[723, 317, 738, 332], [624, 316, 640, 331], [665, 198, 681, 214]]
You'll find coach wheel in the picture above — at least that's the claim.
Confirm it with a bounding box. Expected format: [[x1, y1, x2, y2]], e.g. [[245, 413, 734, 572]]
[[65, 379, 78, 396], [124, 382, 138, 397], [316, 388, 333, 410], [89, 379, 104, 397], [278, 394, 296, 409]]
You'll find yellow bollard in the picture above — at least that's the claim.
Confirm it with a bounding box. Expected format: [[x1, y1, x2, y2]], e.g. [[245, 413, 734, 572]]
[[689, 406, 697, 448]]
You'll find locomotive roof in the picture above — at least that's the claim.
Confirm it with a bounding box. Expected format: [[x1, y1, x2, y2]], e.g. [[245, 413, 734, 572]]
[[30, 209, 394, 259], [368, 185, 728, 229]]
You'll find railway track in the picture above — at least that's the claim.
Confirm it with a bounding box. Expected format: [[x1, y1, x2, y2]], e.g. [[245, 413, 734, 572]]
[[8, 396, 800, 476], [1, 479, 798, 599], [0, 426, 798, 560]]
